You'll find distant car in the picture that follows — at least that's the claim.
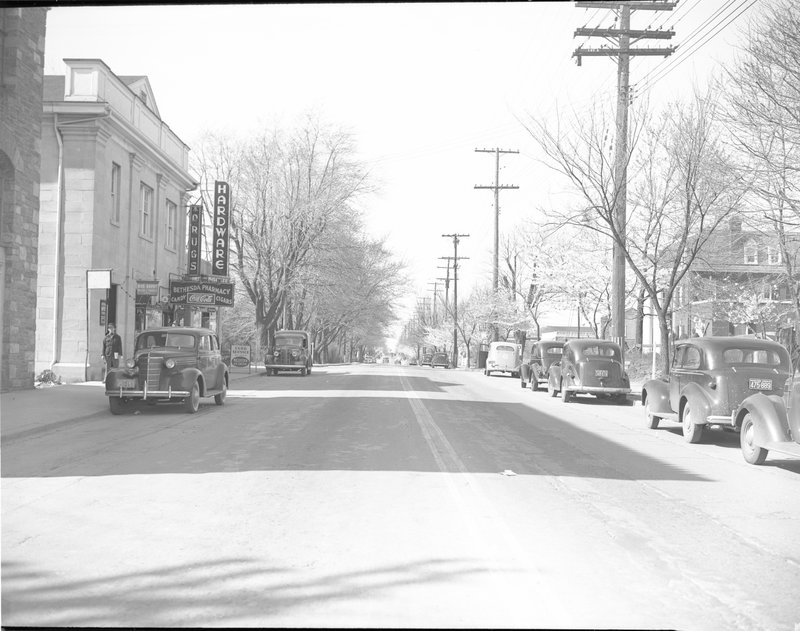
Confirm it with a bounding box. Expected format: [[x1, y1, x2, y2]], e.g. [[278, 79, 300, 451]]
[[548, 338, 630, 404], [485, 341, 522, 377], [105, 327, 228, 414], [642, 336, 792, 443], [431, 352, 450, 368], [520, 340, 564, 391], [421, 354, 433, 367], [409, 358, 418, 366], [734, 380, 800, 465], [364, 355, 375, 364], [382, 356, 390, 364], [265, 330, 313, 376]]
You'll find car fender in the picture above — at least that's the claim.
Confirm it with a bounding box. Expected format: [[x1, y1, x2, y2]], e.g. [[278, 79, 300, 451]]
[[172, 367, 204, 394], [549, 364, 562, 389], [679, 382, 715, 424], [642, 378, 672, 414], [735, 392, 791, 446]]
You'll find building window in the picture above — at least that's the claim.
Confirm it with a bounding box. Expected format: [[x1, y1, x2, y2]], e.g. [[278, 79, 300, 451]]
[[140, 183, 154, 238], [743, 239, 758, 264], [165, 199, 177, 250], [110, 163, 121, 224], [767, 246, 781, 265]]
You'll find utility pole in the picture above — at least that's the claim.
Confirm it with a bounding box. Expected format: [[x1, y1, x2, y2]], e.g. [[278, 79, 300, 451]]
[[438, 258, 452, 312], [442, 234, 469, 368], [427, 281, 440, 326], [573, 1, 675, 356], [572, 1, 676, 354], [474, 147, 518, 341]]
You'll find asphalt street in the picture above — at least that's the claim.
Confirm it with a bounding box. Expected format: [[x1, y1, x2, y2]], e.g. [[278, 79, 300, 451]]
[[2, 364, 799, 628]]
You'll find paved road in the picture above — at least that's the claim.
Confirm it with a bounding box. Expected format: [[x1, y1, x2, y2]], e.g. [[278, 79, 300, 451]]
[[2, 364, 799, 628]]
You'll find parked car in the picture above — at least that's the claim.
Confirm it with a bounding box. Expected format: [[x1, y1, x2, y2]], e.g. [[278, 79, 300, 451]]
[[364, 354, 375, 364], [734, 380, 800, 465], [265, 330, 313, 376], [520, 340, 564, 390], [104, 327, 228, 414], [431, 352, 450, 368], [642, 336, 792, 444], [421, 353, 434, 367], [548, 338, 630, 404], [485, 341, 522, 377], [409, 358, 418, 366]]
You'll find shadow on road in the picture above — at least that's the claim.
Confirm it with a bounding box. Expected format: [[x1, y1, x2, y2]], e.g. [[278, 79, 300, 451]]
[[0, 556, 491, 627]]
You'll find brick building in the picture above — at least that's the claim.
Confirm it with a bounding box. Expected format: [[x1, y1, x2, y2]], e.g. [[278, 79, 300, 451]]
[[0, 7, 48, 391], [672, 217, 800, 340], [37, 59, 197, 382]]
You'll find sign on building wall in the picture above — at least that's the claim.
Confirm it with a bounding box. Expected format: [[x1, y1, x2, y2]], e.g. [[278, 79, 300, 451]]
[[169, 279, 234, 307], [99, 299, 107, 326], [187, 204, 203, 275], [136, 280, 159, 296], [212, 181, 230, 276]]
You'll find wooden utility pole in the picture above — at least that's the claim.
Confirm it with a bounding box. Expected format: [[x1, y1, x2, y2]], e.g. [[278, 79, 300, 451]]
[[475, 148, 518, 342], [442, 234, 469, 368], [573, 0, 676, 356]]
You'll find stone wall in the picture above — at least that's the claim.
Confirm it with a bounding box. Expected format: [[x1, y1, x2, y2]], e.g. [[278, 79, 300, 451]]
[[0, 8, 48, 391]]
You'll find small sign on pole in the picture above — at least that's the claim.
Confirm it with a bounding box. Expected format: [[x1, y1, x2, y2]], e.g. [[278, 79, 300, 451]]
[[230, 345, 251, 372]]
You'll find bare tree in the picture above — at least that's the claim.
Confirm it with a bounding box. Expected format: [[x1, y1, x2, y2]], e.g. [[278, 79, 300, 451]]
[[524, 91, 748, 373], [193, 116, 372, 349]]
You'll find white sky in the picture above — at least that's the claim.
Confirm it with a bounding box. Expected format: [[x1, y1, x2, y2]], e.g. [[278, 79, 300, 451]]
[[43, 1, 763, 329]]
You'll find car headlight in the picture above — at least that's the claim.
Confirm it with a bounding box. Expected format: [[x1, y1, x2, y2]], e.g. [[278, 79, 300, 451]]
[[164, 358, 176, 369], [291, 350, 299, 358], [273, 351, 280, 357], [125, 358, 136, 369]]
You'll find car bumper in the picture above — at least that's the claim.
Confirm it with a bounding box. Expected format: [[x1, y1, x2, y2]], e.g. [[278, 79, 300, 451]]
[[565, 385, 631, 395], [266, 363, 307, 370], [105, 386, 190, 399]]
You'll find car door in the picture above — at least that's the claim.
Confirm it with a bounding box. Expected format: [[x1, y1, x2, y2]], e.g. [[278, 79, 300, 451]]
[[669, 345, 686, 411], [198, 333, 214, 391]]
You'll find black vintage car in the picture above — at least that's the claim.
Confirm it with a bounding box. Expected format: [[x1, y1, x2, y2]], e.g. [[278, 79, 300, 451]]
[[548, 338, 630, 404], [520, 340, 564, 390], [104, 327, 229, 414], [265, 330, 313, 376]]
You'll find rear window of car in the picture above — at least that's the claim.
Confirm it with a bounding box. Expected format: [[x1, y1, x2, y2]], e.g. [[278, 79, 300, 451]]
[[495, 345, 515, 352], [581, 345, 619, 359], [544, 347, 563, 356], [722, 347, 786, 367]]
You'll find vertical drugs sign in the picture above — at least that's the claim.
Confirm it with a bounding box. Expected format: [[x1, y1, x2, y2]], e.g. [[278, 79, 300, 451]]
[[212, 181, 230, 276], [187, 204, 203, 275]]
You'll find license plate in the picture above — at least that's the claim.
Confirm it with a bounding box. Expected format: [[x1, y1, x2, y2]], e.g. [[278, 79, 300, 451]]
[[118, 379, 137, 389], [595, 369, 608, 377], [749, 378, 772, 391]]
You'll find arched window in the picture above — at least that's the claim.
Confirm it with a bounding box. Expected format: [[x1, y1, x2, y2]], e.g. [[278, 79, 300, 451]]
[[743, 239, 758, 264]]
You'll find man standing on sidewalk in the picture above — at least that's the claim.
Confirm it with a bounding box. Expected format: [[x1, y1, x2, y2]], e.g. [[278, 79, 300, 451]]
[[102, 323, 123, 375]]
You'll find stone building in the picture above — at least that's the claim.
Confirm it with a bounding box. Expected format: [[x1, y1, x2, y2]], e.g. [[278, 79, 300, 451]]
[[37, 59, 197, 382], [0, 7, 48, 391]]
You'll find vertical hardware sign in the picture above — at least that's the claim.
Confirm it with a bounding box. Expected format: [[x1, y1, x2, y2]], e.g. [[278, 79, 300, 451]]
[[212, 181, 230, 276], [187, 204, 202, 275]]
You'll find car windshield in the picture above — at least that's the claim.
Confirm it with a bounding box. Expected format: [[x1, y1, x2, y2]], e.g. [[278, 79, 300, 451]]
[[136, 332, 196, 350], [494, 345, 515, 352], [275, 334, 306, 347], [580, 344, 619, 360], [722, 347, 787, 367]]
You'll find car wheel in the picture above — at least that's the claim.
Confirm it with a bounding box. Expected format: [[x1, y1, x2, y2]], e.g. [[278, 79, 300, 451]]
[[301, 366, 308, 376], [561, 382, 571, 403], [109, 396, 125, 415], [531, 379, 539, 392], [681, 402, 704, 443], [184, 380, 200, 414], [548, 379, 557, 397], [214, 379, 227, 405], [644, 398, 660, 429], [740, 413, 768, 465]]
